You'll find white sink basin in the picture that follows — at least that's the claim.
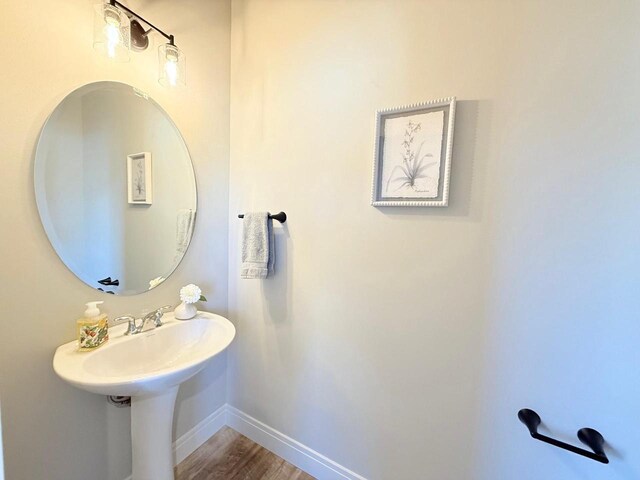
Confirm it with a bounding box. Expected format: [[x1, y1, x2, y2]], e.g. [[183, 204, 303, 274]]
[[53, 311, 235, 480], [54, 311, 235, 396]]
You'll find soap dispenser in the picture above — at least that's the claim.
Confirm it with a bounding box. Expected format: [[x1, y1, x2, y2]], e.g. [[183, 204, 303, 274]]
[[77, 301, 109, 351]]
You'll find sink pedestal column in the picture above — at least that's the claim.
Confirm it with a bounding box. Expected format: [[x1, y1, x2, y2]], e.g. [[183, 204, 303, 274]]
[[131, 386, 179, 480]]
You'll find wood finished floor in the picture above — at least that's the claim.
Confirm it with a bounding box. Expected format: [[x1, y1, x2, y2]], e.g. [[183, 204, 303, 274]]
[[175, 426, 316, 480]]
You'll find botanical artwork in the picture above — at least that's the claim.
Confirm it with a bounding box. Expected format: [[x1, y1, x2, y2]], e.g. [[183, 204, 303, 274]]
[[131, 156, 147, 202], [127, 152, 152, 205], [380, 111, 444, 199], [372, 98, 455, 207]]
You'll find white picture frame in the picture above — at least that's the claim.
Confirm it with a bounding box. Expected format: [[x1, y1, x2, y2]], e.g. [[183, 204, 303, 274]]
[[127, 152, 153, 205], [371, 97, 456, 207]]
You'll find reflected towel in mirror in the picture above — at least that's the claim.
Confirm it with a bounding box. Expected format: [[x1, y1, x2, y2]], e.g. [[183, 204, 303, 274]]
[[176, 209, 195, 260]]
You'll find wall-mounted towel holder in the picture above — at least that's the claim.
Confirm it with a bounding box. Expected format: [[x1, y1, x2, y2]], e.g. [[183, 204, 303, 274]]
[[518, 409, 608, 464], [238, 211, 287, 223]]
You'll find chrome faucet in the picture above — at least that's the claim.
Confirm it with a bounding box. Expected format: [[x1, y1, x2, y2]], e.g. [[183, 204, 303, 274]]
[[113, 305, 173, 335]]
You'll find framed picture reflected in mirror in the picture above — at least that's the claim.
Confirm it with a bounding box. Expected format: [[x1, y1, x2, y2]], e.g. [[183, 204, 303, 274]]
[[127, 152, 153, 205]]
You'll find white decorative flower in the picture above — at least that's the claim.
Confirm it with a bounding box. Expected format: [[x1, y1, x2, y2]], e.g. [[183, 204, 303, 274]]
[[149, 276, 165, 289], [180, 284, 203, 304]]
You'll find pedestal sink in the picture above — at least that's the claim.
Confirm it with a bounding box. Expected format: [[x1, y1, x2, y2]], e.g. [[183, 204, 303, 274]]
[[53, 311, 235, 480]]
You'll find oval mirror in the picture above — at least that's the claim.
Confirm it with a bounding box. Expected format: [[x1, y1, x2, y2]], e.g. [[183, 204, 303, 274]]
[[34, 82, 196, 295]]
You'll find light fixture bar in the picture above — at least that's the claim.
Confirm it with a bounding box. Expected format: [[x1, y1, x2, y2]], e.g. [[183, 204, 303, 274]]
[[109, 0, 176, 45]]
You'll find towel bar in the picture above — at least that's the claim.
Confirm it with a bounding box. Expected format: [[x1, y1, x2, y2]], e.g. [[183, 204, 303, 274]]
[[238, 211, 287, 223], [518, 409, 608, 464]]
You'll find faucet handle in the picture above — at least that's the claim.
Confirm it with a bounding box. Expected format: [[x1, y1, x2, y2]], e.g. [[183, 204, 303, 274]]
[[144, 305, 174, 328], [156, 305, 173, 323], [112, 315, 140, 335]]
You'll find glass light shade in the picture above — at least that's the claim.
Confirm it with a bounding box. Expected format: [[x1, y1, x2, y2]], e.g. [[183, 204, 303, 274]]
[[93, 2, 131, 62], [158, 44, 186, 87]]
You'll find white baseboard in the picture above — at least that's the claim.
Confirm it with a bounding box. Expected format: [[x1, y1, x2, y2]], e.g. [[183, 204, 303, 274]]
[[226, 406, 367, 480], [123, 404, 366, 480], [174, 403, 228, 464]]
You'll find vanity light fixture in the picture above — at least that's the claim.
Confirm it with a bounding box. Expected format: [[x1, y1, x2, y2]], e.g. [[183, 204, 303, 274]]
[[93, 0, 186, 87]]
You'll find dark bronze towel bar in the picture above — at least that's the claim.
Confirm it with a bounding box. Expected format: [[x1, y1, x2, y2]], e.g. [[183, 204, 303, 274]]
[[238, 212, 287, 223], [518, 409, 608, 464]]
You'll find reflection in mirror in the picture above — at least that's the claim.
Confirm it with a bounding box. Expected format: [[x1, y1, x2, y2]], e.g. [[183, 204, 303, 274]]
[[34, 82, 197, 295]]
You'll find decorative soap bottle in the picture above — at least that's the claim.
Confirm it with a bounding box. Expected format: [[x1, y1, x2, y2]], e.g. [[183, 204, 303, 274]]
[[77, 301, 109, 351]]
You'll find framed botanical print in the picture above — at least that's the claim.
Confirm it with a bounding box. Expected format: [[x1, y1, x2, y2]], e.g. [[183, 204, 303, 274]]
[[127, 152, 153, 205], [371, 97, 456, 207]]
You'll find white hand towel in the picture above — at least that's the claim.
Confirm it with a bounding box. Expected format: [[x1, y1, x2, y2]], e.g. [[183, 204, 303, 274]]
[[241, 212, 275, 279]]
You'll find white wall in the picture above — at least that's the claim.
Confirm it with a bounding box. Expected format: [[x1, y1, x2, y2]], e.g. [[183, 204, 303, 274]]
[[0, 1, 230, 479], [228, 1, 640, 479]]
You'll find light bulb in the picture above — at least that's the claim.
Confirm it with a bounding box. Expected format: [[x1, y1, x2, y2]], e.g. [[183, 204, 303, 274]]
[[164, 59, 178, 86], [104, 21, 121, 58], [159, 44, 184, 87]]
